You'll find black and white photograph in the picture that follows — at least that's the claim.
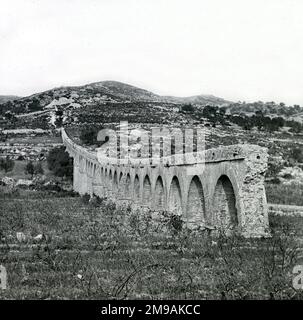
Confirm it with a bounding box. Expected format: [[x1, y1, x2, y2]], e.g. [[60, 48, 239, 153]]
[[1, 0, 303, 307]]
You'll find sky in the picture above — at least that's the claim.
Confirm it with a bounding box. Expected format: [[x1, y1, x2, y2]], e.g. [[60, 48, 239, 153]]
[[0, 0, 303, 105]]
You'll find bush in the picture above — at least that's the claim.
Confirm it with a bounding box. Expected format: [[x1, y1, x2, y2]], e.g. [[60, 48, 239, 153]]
[[89, 195, 105, 207], [80, 126, 104, 146], [47, 146, 73, 179], [0, 193, 302, 299], [25, 161, 35, 178], [268, 177, 281, 184], [81, 193, 91, 204], [291, 148, 303, 163], [0, 156, 14, 173], [181, 104, 195, 113], [34, 162, 44, 175], [25, 161, 44, 178], [168, 214, 183, 233]]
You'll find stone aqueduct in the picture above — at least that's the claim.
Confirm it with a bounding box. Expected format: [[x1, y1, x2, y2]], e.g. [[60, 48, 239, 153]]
[[62, 128, 269, 237]]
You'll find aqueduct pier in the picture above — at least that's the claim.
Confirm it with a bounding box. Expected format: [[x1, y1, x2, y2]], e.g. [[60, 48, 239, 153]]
[[62, 128, 269, 237]]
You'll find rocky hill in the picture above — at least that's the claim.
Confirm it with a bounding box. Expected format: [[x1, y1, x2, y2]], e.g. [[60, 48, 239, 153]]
[[0, 80, 230, 114], [1, 80, 303, 131], [163, 94, 231, 105]]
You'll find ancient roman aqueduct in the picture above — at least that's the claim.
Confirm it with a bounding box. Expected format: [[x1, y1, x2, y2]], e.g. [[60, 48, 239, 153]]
[[62, 128, 269, 237]]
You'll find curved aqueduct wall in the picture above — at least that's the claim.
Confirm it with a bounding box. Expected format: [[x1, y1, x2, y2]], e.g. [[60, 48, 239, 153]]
[[62, 128, 269, 237]]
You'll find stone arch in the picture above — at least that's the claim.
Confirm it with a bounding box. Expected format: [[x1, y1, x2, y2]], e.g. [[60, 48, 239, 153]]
[[142, 175, 152, 206], [213, 175, 238, 231], [168, 176, 183, 216], [125, 173, 131, 198], [154, 176, 165, 210], [118, 172, 124, 196], [113, 171, 118, 194], [186, 176, 205, 227], [96, 166, 101, 183], [108, 169, 113, 191], [134, 175, 140, 203], [102, 167, 106, 184], [104, 168, 108, 183]]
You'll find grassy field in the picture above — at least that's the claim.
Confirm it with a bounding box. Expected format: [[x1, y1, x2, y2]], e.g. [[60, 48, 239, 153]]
[[0, 160, 53, 180], [0, 192, 303, 300], [265, 183, 303, 206], [6, 134, 62, 145]]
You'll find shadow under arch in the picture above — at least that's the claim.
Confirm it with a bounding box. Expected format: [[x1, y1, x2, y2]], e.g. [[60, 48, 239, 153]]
[[133, 175, 140, 203], [186, 175, 206, 227], [125, 173, 131, 198], [105, 168, 109, 182], [113, 171, 118, 194], [143, 175, 152, 206], [168, 176, 183, 216], [108, 169, 113, 185], [118, 172, 124, 196], [213, 174, 238, 232], [154, 176, 165, 211]]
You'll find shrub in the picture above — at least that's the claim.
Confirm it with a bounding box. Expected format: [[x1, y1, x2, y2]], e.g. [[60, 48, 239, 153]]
[[0, 156, 14, 173], [34, 162, 44, 175], [88, 195, 105, 207], [168, 214, 183, 233], [81, 193, 91, 204], [181, 104, 195, 113], [291, 148, 303, 163], [79, 126, 105, 146], [25, 161, 35, 178], [47, 146, 73, 179]]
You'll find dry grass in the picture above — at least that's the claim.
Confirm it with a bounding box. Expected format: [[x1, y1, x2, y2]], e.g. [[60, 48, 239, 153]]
[[265, 183, 303, 206], [0, 160, 52, 180], [0, 193, 302, 300]]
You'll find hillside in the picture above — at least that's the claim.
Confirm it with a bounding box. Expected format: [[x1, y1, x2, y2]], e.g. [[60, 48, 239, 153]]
[[163, 94, 231, 105], [0, 80, 229, 114], [0, 81, 302, 134], [0, 79, 303, 197], [0, 95, 20, 104]]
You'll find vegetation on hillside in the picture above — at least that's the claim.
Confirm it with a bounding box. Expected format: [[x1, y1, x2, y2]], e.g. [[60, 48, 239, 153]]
[[24, 161, 44, 179], [46, 147, 73, 179], [0, 193, 302, 300], [0, 156, 15, 173]]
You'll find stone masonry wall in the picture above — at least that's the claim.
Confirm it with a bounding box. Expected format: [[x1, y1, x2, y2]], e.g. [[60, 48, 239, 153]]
[[62, 128, 269, 238]]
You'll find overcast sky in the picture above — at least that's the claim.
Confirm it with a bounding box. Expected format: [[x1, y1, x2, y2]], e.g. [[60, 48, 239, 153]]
[[0, 0, 303, 105]]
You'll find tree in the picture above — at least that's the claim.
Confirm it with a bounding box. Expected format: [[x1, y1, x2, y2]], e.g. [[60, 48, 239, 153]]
[[80, 126, 104, 146], [219, 107, 226, 117], [0, 131, 7, 142], [55, 109, 64, 127], [0, 156, 14, 173], [34, 162, 44, 175], [25, 161, 44, 178], [47, 146, 73, 179], [181, 104, 195, 113], [25, 161, 35, 178], [4, 112, 17, 122], [202, 105, 218, 118], [291, 148, 303, 163], [28, 98, 41, 112]]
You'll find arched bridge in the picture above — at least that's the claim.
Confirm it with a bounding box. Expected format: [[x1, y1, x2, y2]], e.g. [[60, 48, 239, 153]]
[[62, 128, 269, 237]]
